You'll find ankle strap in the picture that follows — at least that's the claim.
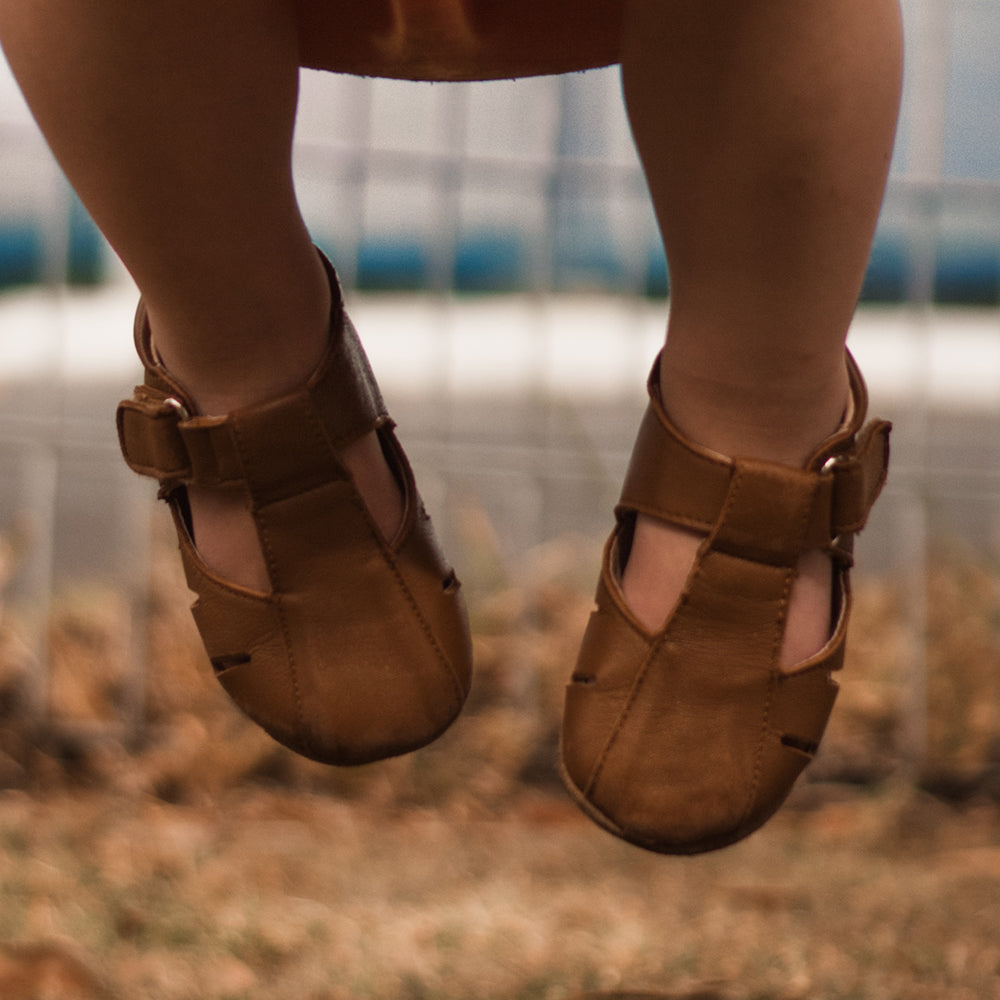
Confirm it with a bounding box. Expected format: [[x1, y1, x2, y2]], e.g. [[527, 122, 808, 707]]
[[617, 351, 891, 563], [117, 266, 389, 503]]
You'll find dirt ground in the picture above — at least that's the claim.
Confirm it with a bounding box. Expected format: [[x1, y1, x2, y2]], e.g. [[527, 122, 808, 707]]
[[0, 783, 998, 1000], [0, 522, 999, 1000]]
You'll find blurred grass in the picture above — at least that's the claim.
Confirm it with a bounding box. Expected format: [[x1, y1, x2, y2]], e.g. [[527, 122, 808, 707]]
[[0, 779, 997, 999], [0, 504, 998, 999]]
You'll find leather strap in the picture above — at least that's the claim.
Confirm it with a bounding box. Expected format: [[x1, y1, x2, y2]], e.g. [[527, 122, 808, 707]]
[[117, 393, 243, 487], [617, 351, 890, 563], [117, 255, 389, 503]]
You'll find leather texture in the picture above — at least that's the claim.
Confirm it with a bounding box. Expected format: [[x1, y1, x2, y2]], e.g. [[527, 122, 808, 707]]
[[561, 351, 890, 854], [294, 0, 622, 81], [117, 254, 473, 765]]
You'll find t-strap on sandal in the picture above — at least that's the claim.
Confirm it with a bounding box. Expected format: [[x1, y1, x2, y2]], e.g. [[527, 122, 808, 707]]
[[561, 351, 890, 854], [117, 254, 473, 765]]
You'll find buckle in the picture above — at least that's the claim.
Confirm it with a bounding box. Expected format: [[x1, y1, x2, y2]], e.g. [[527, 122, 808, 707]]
[[163, 396, 191, 422], [821, 453, 846, 475]]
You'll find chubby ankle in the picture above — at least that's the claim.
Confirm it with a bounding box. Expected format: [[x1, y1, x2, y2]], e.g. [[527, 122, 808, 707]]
[[149, 311, 330, 416], [144, 252, 333, 416], [657, 353, 851, 468]]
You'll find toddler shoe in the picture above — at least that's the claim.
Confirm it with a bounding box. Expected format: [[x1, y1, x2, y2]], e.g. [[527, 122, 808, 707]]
[[117, 254, 473, 765], [561, 351, 889, 853]]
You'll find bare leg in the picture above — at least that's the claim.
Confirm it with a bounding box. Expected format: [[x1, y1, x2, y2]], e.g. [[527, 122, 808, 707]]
[[619, 0, 902, 667], [0, 0, 403, 590]]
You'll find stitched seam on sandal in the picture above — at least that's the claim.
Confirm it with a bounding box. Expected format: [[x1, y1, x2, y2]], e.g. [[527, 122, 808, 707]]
[[716, 467, 773, 825], [231, 418, 310, 755], [358, 447, 466, 707], [584, 536, 704, 799], [584, 637, 663, 799], [317, 389, 466, 708], [586, 459, 739, 801], [738, 570, 791, 831], [385, 542, 466, 706], [744, 670, 778, 825], [322, 378, 466, 704], [738, 469, 822, 829]]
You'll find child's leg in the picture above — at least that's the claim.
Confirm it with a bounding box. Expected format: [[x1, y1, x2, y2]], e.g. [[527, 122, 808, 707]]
[[619, 0, 902, 666], [0, 0, 402, 590]]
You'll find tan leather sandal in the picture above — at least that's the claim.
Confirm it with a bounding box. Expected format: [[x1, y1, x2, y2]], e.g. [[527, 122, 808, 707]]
[[117, 254, 473, 766], [561, 351, 890, 854]]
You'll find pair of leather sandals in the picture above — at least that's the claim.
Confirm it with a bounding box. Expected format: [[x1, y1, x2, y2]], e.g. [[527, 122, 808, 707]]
[[117, 254, 889, 854]]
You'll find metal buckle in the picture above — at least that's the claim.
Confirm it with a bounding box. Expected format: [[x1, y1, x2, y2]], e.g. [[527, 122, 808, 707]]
[[163, 397, 191, 422]]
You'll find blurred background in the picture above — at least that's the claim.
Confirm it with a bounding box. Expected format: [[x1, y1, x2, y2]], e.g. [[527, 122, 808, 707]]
[[0, 0, 997, 767], [1, 0, 999, 753], [0, 3, 999, 999]]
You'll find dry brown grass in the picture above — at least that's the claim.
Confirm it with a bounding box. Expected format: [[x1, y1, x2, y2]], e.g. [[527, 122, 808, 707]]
[[0, 784, 998, 1000], [0, 508, 998, 999]]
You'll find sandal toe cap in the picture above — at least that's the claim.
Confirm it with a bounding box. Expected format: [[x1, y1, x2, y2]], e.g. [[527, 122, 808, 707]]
[[561, 614, 842, 854], [182, 500, 473, 767], [196, 580, 472, 766], [562, 689, 831, 855], [216, 634, 470, 766]]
